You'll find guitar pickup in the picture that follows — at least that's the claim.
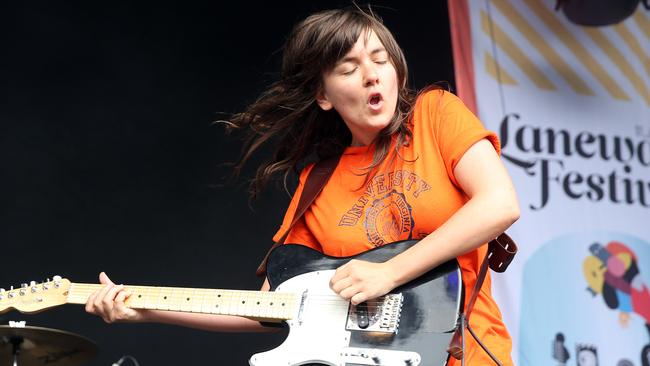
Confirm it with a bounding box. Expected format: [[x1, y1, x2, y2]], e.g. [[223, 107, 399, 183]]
[[345, 293, 403, 334], [340, 347, 421, 365]]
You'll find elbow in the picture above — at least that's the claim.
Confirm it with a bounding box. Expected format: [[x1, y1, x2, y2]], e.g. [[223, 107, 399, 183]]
[[501, 197, 520, 229], [506, 203, 520, 226], [492, 191, 520, 230]]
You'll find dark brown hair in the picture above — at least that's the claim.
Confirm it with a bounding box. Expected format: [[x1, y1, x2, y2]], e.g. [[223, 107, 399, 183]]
[[225, 6, 418, 198]]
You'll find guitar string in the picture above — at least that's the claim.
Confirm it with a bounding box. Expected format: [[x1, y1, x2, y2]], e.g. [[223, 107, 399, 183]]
[[68, 284, 393, 302], [65, 286, 389, 307]]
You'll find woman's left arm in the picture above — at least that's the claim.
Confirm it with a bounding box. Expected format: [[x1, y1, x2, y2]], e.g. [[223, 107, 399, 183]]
[[330, 139, 520, 305]]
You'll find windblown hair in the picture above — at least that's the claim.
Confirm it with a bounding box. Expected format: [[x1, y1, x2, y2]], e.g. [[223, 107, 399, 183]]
[[226, 7, 419, 198]]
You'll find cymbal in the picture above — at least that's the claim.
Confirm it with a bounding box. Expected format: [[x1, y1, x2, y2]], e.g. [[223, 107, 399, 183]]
[[0, 325, 97, 366]]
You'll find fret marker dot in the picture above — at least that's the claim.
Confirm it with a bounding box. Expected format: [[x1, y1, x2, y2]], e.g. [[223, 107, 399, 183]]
[[138, 295, 142, 298], [164, 296, 167, 300], [242, 301, 245, 304], [186, 298, 190, 301]]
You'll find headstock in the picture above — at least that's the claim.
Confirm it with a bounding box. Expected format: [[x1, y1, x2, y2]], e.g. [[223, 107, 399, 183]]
[[0, 276, 71, 314]]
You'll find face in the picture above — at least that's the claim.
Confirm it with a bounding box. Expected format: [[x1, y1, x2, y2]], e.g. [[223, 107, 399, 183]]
[[316, 30, 399, 147], [577, 350, 597, 366]]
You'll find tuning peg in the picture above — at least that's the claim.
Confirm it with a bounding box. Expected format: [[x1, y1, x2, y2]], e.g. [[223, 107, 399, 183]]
[[21, 283, 27, 288], [0, 288, 5, 292], [46, 278, 51, 282], [53, 275, 62, 281], [30, 281, 36, 286]]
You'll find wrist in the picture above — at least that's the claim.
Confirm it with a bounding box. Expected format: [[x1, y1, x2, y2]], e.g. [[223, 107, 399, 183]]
[[384, 259, 403, 289], [131, 309, 154, 323]]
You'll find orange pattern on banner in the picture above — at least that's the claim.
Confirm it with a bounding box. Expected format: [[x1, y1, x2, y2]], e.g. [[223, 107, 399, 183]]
[[490, 0, 594, 96], [633, 9, 650, 39], [480, 10, 555, 90], [582, 27, 650, 105], [521, 0, 631, 101], [614, 23, 650, 79], [484, 52, 517, 85]]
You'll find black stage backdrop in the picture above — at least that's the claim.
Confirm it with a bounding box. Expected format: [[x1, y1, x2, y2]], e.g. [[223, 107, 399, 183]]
[[1, 1, 453, 365]]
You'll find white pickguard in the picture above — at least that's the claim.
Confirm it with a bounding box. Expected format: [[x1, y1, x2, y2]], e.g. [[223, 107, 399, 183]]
[[249, 269, 351, 366]]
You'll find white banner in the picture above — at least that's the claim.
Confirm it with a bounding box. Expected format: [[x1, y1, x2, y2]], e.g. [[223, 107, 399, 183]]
[[450, 1, 650, 365]]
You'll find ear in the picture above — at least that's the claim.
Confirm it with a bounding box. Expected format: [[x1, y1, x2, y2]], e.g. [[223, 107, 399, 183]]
[[316, 91, 333, 111]]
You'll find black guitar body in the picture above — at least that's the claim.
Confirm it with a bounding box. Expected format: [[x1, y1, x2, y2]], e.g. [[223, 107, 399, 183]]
[[265, 240, 463, 366]]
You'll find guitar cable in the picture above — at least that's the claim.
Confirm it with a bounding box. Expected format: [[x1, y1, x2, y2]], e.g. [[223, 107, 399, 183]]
[[461, 319, 503, 366], [111, 355, 140, 366]]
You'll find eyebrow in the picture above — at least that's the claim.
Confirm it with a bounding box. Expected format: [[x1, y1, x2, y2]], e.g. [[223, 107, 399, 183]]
[[338, 47, 388, 64]]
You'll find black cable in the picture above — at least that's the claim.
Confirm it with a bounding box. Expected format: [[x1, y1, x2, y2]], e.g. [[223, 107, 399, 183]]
[[467, 321, 503, 366], [112, 355, 140, 366]]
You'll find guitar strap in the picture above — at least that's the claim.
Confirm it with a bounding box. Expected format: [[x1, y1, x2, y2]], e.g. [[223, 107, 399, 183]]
[[254, 153, 519, 366], [255, 154, 342, 277], [447, 232, 518, 366]]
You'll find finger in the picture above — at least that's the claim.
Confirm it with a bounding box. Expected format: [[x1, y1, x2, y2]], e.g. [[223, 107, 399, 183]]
[[350, 292, 367, 306], [85, 290, 99, 313], [113, 292, 132, 321], [115, 289, 128, 303], [330, 267, 349, 286], [94, 283, 114, 307], [99, 272, 115, 286], [339, 286, 359, 300], [102, 285, 125, 307], [330, 276, 352, 294]]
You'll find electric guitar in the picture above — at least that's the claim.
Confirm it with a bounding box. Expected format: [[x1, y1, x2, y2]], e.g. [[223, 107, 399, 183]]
[[1, 240, 463, 366]]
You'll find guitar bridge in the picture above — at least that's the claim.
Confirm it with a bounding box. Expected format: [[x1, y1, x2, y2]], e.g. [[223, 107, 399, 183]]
[[345, 293, 403, 334]]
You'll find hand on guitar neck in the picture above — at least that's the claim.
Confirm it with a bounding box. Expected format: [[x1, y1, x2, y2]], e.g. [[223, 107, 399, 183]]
[[83, 273, 274, 333], [84, 272, 143, 324]]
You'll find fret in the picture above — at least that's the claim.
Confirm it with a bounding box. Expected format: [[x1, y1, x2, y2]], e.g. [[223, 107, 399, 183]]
[[239, 291, 248, 317], [163, 287, 178, 311], [242, 291, 254, 317], [228, 290, 239, 316], [141, 287, 151, 309], [213, 290, 223, 315], [191, 288, 203, 313], [127, 286, 140, 308], [194, 288, 205, 313], [205, 289, 214, 314], [143, 286, 154, 310], [179, 287, 191, 313]]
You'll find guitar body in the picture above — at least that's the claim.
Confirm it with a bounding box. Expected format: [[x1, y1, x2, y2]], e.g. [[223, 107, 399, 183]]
[[251, 240, 463, 366]]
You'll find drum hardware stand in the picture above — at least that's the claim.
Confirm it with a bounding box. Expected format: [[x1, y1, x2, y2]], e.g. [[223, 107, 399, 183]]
[[7, 321, 27, 366]]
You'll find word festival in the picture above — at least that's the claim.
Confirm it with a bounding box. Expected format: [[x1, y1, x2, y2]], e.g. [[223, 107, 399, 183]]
[[498, 113, 650, 211]]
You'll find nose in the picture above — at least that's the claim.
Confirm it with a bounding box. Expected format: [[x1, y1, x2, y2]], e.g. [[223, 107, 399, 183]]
[[363, 64, 379, 87]]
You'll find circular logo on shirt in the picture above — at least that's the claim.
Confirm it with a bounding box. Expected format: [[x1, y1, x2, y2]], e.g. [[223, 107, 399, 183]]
[[364, 190, 414, 246]]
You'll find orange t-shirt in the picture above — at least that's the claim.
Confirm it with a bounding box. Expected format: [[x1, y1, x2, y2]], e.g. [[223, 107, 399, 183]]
[[273, 90, 513, 366]]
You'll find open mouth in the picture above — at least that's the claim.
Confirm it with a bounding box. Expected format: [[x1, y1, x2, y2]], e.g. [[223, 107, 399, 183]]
[[368, 93, 383, 106]]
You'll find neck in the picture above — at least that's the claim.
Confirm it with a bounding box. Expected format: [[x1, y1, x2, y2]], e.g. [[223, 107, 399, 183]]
[[66, 283, 297, 323]]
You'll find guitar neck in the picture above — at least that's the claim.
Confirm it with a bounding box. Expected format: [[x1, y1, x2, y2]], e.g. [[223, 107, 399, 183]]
[[67, 283, 298, 323]]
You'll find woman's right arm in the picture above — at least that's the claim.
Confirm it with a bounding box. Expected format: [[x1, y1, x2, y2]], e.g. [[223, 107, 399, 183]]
[[85, 272, 276, 333]]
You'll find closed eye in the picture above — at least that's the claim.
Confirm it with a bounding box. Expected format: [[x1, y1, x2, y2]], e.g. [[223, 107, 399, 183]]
[[342, 66, 358, 75]]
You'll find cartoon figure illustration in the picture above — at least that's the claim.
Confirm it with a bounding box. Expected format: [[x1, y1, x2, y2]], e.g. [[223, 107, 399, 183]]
[[552, 332, 570, 365], [576, 344, 599, 366], [642, 344, 650, 366], [583, 241, 650, 362]]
